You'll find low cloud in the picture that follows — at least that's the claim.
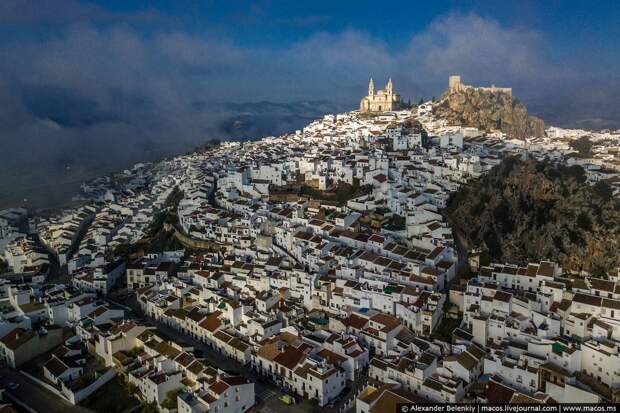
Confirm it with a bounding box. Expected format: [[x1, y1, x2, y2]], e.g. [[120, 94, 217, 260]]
[[0, 9, 618, 207], [404, 13, 556, 92]]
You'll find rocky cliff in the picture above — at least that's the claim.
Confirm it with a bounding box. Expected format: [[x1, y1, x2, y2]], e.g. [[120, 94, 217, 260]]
[[433, 88, 545, 139], [445, 157, 620, 276]]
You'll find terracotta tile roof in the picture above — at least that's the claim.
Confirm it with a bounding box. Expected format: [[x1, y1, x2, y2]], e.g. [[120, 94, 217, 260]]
[[317, 348, 346, 365], [0, 329, 35, 350], [510, 393, 541, 403], [221, 376, 250, 386], [485, 380, 515, 404], [369, 388, 426, 413], [44, 355, 69, 377], [174, 352, 195, 367], [274, 346, 305, 370], [345, 314, 368, 330], [573, 293, 602, 307], [209, 381, 229, 395], [198, 312, 223, 332], [370, 313, 400, 330], [257, 343, 280, 361], [187, 360, 206, 375]]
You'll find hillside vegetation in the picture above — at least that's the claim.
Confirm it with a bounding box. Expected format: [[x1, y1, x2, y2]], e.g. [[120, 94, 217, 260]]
[[445, 157, 620, 276]]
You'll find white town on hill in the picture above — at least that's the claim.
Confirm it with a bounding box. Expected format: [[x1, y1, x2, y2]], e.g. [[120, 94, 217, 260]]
[[1, 77, 620, 413]]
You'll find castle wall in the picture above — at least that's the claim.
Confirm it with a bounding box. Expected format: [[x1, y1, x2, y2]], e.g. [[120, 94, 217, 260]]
[[448, 75, 511, 96]]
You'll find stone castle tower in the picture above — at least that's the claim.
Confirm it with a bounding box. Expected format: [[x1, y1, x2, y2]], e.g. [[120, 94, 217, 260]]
[[448, 75, 512, 96], [449, 75, 464, 92], [360, 78, 401, 112]]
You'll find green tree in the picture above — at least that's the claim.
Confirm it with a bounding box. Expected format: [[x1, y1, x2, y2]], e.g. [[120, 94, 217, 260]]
[[161, 388, 183, 410], [140, 401, 159, 413], [569, 136, 593, 157], [0, 259, 9, 274], [193, 139, 221, 154], [385, 214, 406, 231], [593, 181, 614, 202]]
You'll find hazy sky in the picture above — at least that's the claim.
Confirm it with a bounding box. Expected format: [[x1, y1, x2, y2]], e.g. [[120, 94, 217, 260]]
[[2, 1, 619, 115], [0, 0, 619, 208]]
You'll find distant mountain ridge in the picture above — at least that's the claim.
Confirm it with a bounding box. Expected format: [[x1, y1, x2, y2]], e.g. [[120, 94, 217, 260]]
[[215, 100, 344, 139]]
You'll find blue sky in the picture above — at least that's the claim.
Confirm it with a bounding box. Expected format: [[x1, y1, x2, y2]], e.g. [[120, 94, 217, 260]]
[[1, 0, 620, 203], [76, 1, 617, 41], [21, 0, 618, 60], [2, 1, 619, 100]]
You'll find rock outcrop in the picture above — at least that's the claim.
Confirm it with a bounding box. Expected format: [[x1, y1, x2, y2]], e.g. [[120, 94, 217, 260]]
[[444, 157, 620, 276], [433, 87, 545, 139]]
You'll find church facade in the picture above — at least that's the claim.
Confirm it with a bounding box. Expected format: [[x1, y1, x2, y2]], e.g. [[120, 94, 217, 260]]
[[359, 78, 402, 112]]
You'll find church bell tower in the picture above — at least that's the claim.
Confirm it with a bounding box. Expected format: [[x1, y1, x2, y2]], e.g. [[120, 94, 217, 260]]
[[368, 78, 374, 96]]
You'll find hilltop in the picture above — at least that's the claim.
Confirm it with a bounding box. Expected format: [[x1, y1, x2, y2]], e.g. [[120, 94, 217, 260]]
[[433, 85, 545, 139], [445, 157, 620, 276]]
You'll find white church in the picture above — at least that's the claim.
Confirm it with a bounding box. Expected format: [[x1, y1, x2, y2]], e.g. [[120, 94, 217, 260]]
[[359, 78, 402, 112]]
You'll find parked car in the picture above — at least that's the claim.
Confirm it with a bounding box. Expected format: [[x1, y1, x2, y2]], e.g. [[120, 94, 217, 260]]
[[278, 394, 294, 405]]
